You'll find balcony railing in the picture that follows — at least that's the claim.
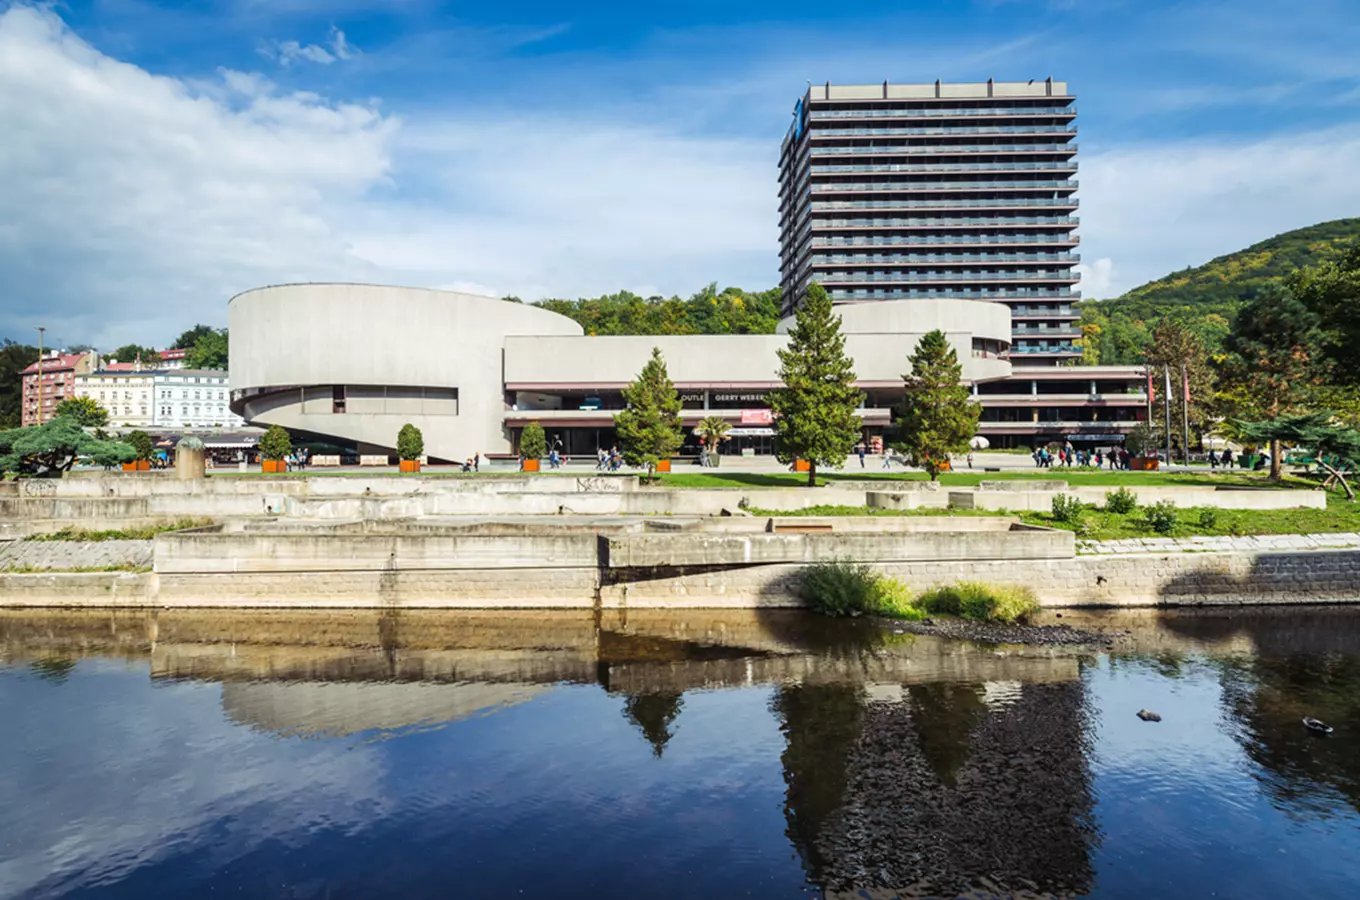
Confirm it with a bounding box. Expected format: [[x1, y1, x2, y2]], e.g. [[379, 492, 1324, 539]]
[[813, 198, 1079, 211], [811, 180, 1078, 193], [818, 272, 1079, 284], [811, 161, 1079, 175], [1009, 343, 1080, 354], [810, 106, 1077, 119], [811, 143, 1077, 156], [811, 235, 1080, 247], [814, 125, 1078, 137], [1011, 305, 1076, 317], [1011, 325, 1083, 335], [811, 253, 1081, 265], [828, 288, 1077, 300], [815, 216, 1080, 228]]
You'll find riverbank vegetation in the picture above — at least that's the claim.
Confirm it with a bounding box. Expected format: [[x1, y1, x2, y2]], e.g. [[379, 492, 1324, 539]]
[[24, 519, 212, 541], [799, 561, 1038, 624], [759, 495, 1360, 540], [657, 469, 1306, 489]]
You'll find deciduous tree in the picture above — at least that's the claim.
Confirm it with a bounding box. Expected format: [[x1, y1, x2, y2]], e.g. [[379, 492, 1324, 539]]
[[890, 330, 979, 480], [1217, 284, 1328, 479], [614, 347, 683, 482], [186, 329, 229, 370], [54, 396, 109, 428], [768, 284, 863, 487]]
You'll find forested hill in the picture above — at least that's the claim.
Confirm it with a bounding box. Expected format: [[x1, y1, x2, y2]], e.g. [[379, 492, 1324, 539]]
[[1081, 218, 1360, 364], [530, 284, 782, 335]]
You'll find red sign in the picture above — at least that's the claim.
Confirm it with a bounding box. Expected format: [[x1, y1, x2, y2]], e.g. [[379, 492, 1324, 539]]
[[740, 409, 773, 425]]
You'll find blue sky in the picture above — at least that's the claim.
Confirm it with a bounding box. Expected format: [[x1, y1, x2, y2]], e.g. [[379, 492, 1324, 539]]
[[3, 0, 1360, 348]]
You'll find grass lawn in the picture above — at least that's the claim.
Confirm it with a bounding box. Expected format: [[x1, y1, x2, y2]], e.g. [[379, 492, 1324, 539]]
[[748, 495, 1360, 540], [655, 469, 1310, 490]]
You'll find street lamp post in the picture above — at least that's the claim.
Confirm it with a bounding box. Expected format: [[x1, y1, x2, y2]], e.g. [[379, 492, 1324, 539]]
[[34, 326, 46, 425]]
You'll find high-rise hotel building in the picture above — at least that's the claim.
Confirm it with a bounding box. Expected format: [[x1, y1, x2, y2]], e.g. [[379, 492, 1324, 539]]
[[778, 79, 1080, 363]]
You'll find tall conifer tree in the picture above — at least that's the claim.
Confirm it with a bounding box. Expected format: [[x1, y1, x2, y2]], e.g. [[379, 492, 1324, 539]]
[[891, 330, 979, 480], [768, 284, 863, 487], [614, 347, 683, 482]]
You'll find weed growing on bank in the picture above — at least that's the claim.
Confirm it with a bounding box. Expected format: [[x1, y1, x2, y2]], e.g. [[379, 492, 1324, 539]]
[[915, 582, 1040, 624], [799, 562, 1036, 623], [798, 560, 925, 620], [24, 519, 212, 542]]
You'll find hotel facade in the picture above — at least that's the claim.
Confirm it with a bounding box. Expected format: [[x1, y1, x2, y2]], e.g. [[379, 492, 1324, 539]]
[[226, 80, 1147, 462]]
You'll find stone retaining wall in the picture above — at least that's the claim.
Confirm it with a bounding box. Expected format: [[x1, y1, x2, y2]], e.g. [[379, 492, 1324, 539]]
[[0, 539, 152, 572]]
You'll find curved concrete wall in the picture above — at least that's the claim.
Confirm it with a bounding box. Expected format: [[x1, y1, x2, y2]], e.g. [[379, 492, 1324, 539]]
[[777, 298, 1011, 343], [229, 284, 583, 460]]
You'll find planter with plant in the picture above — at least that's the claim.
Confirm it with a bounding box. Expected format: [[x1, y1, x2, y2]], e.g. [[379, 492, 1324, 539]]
[[695, 415, 731, 468], [1126, 423, 1159, 470], [125, 430, 154, 471], [396, 423, 424, 473], [258, 425, 292, 473], [519, 422, 546, 472]]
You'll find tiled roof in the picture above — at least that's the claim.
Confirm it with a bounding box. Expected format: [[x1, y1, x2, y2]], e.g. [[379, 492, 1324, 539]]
[[20, 353, 88, 375]]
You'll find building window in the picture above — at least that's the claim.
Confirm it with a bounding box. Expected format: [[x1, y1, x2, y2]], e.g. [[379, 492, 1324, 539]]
[[333, 385, 346, 414]]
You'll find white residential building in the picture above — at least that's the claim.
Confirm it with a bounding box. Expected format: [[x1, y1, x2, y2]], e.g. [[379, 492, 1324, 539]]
[[74, 368, 243, 431], [154, 369, 242, 429]]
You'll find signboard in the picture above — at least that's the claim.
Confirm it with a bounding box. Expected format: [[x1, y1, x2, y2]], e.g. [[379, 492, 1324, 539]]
[[727, 427, 775, 437], [1067, 434, 1126, 442], [740, 409, 773, 425]]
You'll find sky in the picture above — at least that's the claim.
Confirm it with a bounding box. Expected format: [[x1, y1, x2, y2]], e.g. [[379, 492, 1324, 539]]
[[2, 0, 1360, 349]]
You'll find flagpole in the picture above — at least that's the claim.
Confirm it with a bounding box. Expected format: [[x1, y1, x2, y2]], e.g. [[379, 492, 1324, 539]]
[[1164, 366, 1173, 466], [1181, 363, 1191, 468]]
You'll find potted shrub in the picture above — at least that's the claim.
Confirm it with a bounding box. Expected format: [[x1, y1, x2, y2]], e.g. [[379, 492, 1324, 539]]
[[695, 415, 731, 469], [126, 430, 154, 471], [397, 423, 424, 473], [258, 424, 292, 473], [520, 421, 546, 472], [1126, 423, 1158, 471]]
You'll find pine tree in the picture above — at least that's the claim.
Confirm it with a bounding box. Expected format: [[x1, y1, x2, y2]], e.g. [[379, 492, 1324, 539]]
[[768, 283, 863, 487], [891, 330, 979, 480], [614, 347, 683, 482]]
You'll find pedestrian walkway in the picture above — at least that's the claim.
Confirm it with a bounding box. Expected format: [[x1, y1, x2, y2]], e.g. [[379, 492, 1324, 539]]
[[1078, 532, 1360, 556]]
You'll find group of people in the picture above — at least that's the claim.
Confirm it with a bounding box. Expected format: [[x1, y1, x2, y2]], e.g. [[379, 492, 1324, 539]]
[[460, 453, 481, 473], [283, 448, 310, 472], [1032, 444, 1133, 470], [596, 446, 624, 471]]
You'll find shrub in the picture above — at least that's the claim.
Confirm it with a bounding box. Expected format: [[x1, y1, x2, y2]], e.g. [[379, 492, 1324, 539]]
[[1104, 486, 1138, 515], [799, 561, 924, 620], [126, 430, 154, 462], [396, 423, 424, 461], [916, 581, 1039, 624], [1197, 508, 1219, 529], [1143, 500, 1179, 534], [258, 425, 292, 461], [519, 422, 547, 460], [1051, 493, 1085, 523]]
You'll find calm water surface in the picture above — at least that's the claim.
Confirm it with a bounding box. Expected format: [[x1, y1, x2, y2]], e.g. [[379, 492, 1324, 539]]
[[2, 606, 1359, 899]]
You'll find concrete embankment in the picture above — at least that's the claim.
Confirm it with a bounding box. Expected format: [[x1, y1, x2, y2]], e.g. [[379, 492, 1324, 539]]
[[3, 516, 1360, 609], [0, 472, 1351, 610]]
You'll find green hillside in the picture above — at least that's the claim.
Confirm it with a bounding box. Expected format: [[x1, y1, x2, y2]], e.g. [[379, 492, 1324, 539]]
[[1080, 218, 1360, 364]]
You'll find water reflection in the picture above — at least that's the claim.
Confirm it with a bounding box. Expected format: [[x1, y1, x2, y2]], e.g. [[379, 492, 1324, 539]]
[[2, 607, 1360, 898]]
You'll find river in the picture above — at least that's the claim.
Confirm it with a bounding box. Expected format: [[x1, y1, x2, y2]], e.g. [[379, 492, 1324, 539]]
[[1, 606, 1358, 899]]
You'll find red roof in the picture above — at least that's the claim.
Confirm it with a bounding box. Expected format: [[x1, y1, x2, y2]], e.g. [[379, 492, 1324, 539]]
[[20, 353, 88, 375], [101, 362, 144, 371]]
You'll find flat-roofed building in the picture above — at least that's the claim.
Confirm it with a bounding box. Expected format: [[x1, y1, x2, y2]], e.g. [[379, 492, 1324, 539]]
[[778, 80, 1081, 364]]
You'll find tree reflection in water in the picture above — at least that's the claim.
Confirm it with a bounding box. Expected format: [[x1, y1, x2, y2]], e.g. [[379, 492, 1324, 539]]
[[622, 692, 685, 757], [1221, 653, 1360, 818], [774, 679, 1097, 897]]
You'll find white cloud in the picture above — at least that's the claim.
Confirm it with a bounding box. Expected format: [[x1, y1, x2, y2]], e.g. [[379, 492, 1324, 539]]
[[1078, 127, 1360, 297], [261, 26, 357, 67], [0, 5, 777, 348], [1076, 257, 1114, 295]]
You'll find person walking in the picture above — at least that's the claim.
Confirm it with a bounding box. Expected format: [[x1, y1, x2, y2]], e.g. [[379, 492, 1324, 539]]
[[473, 452, 480, 472], [882, 448, 892, 469], [966, 451, 974, 469], [1208, 448, 1219, 470], [1222, 448, 1234, 470], [857, 443, 867, 468]]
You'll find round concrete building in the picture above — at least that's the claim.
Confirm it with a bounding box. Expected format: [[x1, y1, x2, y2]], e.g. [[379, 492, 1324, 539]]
[[230, 284, 1012, 462]]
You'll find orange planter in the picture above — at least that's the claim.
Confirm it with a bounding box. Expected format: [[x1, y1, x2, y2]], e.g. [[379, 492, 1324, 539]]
[[522, 459, 541, 472], [399, 459, 421, 473], [136, 460, 151, 471], [261, 459, 284, 473], [656, 459, 671, 473], [793, 459, 811, 473], [122, 462, 136, 472]]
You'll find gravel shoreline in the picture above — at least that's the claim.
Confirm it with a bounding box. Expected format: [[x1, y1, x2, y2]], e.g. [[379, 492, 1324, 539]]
[[877, 615, 1125, 647]]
